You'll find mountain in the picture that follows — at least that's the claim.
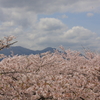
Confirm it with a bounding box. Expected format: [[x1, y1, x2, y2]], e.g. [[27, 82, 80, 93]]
[[0, 46, 87, 61], [0, 46, 56, 56]]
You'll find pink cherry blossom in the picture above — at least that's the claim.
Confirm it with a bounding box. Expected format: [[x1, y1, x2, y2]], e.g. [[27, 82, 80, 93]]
[[0, 36, 100, 100]]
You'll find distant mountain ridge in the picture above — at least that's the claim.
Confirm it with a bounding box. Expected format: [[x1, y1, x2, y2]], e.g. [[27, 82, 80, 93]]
[[0, 46, 56, 56]]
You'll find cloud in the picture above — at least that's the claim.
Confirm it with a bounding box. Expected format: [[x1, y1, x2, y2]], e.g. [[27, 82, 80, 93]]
[[37, 18, 67, 31], [25, 18, 68, 49], [0, 7, 37, 29], [0, 14, 100, 51], [62, 26, 97, 45], [25, 19, 99, 51], [0, 0, 100, 51], [0, 0, 99, 32], [0, 0, 100, 13], [2, 21, 14, 27], [87, 13, 94, 17], [62, 14, 68, 18], [0, 23, 23, 38]]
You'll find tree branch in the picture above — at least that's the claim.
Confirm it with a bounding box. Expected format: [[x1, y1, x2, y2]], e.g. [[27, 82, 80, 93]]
[[0, 41, 17, 50]]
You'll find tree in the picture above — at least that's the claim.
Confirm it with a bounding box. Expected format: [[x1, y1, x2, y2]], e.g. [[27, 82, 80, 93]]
[[0, 36, 17, 51], [0, 37, 100, 100]]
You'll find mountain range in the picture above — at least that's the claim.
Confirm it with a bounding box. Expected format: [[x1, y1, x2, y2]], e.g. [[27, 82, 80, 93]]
[[0, 46, 87, 62], [0, 46, 56, 56]]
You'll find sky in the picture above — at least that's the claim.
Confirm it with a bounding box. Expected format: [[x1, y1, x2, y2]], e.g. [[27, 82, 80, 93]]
[[0, 0, 100, 52]]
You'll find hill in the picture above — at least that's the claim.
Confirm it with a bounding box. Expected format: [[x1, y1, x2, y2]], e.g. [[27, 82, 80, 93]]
[[0, 46, 56, 56]]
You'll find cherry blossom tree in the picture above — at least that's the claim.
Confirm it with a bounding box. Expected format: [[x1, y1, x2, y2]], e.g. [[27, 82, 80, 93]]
[[0, 36, 17, 59], [0, 37, 100, 100], [0, 36, 17, 51]]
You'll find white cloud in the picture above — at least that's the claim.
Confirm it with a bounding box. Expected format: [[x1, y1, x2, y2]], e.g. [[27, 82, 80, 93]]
[[0, 13, 100, 51], [2, 21, 14, 27], [61, 26, 100, 52], [0, 0, 100, 51], [44, 25, 97, 51], [37, 18, 67, 31], [62, 14, 68, 18], [63, 26, 96, 44], [25, 21, 99, 51], [0, 7, 37, 28], [87, 13, 94, 17], [25, 18, 68, 50]]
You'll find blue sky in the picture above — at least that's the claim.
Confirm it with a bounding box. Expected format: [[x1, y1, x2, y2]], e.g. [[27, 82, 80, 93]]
[[38, 12, 100, 34], [0, 0, 100, 52]]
